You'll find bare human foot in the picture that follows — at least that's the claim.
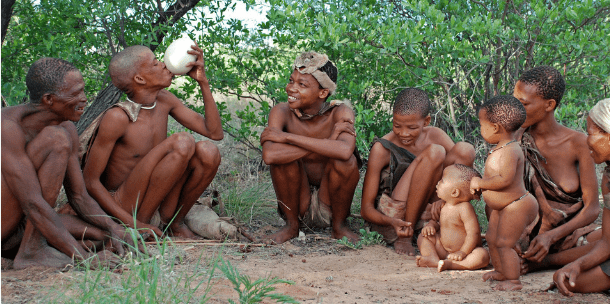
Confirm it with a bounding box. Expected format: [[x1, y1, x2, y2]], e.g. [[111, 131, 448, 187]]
[[262, 225, 299, 245], [437, 260, 448, 272], [482, 270, 506, 282], [394, 237, 416, 255], [13, 245, 73, 270], [416, 255, 439, 267], [168, 223, 199, 239], [493, 279, 523, 291], [331, 225, 360, 243]]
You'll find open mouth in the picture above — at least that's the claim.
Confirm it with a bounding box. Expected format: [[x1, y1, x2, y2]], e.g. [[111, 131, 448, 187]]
[[288, 96, 298, 102], [75, 106, 85, 112]]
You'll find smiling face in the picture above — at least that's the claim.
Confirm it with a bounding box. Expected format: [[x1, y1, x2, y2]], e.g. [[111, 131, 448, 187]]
[[586, 115, 610, 164], [513, 80, 554, 129], [285, 69, 328, 114], [50, 70, 87, 122], [392, 112, 430, 146]]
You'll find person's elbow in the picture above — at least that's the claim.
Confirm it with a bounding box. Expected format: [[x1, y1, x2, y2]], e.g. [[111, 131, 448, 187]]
[[262, 149, 279, 165], [209, 130, 224, 141]]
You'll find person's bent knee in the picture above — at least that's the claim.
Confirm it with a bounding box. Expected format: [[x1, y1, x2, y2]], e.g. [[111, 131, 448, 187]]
[[38, 126, 72, 155], [328, 154, 359, 178], [423, 144, 446, 166], [194, 141, 221, 169], [494, 235, 517, 249], [451, 141, 476, 165], [168, 132, 196, 158]]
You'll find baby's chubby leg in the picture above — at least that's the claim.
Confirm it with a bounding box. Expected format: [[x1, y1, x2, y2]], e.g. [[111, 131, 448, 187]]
[[416, 231, 446, 268], [492, 195, 538, 291], [483, 209, 504, 281], [438, 247, 490, 272]]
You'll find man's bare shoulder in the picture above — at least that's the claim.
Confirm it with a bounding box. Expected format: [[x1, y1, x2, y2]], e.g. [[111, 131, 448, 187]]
[[368, 132, 393, 165], [267, 103, 291, 124], [157, 89, 180, 105], [331, 104, 355, 120], [424, 126, 452, 141], [97, 106, 130, 134]]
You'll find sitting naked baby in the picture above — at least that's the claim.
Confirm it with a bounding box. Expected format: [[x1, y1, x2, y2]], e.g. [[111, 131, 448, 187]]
[[416, 164, 490, 272]]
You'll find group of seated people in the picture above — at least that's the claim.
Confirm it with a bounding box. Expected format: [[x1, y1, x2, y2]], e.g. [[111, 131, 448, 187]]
[[2, 44, 608, 296]]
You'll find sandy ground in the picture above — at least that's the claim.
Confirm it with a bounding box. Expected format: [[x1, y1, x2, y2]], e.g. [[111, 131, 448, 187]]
[[2, 230, 609, 304]]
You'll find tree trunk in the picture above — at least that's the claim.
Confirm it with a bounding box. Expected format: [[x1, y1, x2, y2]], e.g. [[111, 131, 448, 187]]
[[76, 0, 201, 133], [1, 0, 16, 44], [76, 84, 123, 134]]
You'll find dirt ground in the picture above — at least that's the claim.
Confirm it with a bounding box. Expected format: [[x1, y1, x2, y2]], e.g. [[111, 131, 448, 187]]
[[2, 227, 609, 304]]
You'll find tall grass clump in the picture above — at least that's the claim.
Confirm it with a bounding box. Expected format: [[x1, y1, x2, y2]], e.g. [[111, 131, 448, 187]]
[[50, 233, 215, 303], [217, 256, 298, 304]]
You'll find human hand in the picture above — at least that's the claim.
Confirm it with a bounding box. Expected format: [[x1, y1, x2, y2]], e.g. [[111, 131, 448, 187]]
[[185, 44, 208, 83], [447, 251, 467, 261], [329, 117, 355, 140], [260, 127, 288, 145], [136, 221, 163, 240], [551, 262, 582, 297], [420, 224, 436, 237], [522, 232, 554, 262], [470, 177, 482, 195], [78, 250, 122, 270], [107, 225, 145, 254], [392, 218, 413, 238]]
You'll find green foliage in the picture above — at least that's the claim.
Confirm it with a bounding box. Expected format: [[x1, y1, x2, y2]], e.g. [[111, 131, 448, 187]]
[[3, 0, 608, 158], [217, 256, 298, 304], [337, 228, 384, 249], [53, 232, 215, 303]]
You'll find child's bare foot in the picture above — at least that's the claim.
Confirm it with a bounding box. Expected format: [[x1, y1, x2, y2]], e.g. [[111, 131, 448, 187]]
[[437, 260, 448, 272], [331, 226, 360, 243], [394, 237, 416, 255], [482, 270, 506, 282], [493, 279, 523, 291], [262, 225, 299, 245], [415, 255, 438, 267]]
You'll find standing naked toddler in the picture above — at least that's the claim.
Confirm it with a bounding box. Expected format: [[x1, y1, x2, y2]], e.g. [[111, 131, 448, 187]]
[[416, 164, 490, 272], [470, 95, 539, 291]]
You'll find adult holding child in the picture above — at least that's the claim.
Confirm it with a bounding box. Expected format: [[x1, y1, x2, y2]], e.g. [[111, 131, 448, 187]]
[[550, 98, 610, 295], [2, 58, 136, 269], [514, 66, 600, 266]]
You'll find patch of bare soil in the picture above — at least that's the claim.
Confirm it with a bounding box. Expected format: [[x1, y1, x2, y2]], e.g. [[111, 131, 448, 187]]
[[3, 230, 609, 303]]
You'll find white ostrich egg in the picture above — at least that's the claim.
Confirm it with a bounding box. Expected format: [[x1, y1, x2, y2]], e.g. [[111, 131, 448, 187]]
[[164, 34, 197, 75]]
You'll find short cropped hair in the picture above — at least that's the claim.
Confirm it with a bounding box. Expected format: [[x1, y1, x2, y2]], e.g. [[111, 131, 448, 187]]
[[519, 66, 565, 106], [109, 45, 150, 94], [393, 88, 431, 117], [26, 58, 78, 103], [480, 95, 527, 132], [453, 164, 482, 184]]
